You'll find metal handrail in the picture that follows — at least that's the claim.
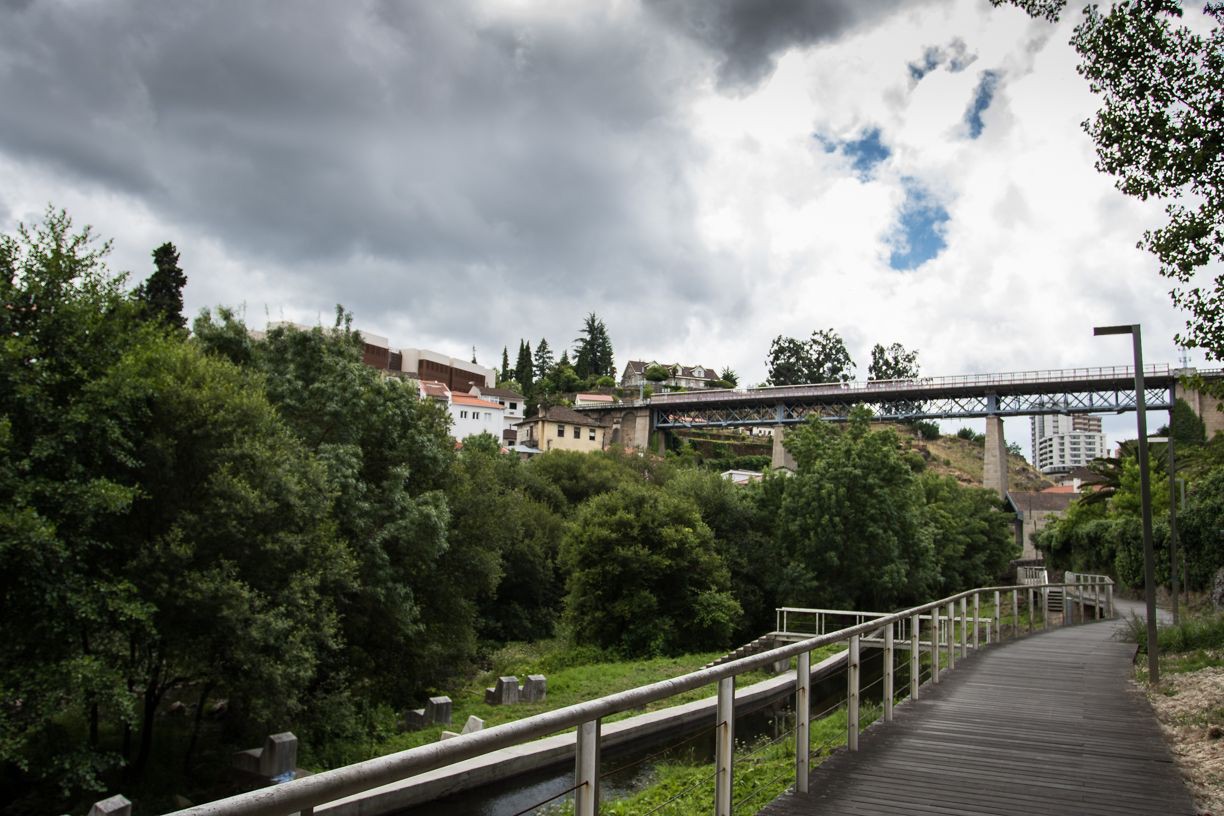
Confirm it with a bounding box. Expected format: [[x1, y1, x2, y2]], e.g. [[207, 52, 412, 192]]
[[167, 577, 1114, 816]]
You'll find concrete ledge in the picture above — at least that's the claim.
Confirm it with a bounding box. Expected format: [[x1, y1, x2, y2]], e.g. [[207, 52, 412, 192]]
[[318, 650, 848, 816]]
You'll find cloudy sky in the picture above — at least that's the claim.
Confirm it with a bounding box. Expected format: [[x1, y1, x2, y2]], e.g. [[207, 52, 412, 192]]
[[1, 0, 1213, 452]]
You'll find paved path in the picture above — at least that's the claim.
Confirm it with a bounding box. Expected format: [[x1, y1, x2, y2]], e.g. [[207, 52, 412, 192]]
[[758, 618, 1196, 815]]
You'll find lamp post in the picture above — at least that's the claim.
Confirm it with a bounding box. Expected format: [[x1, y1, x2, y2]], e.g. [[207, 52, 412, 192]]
[[1094, 324, 1159, 684]]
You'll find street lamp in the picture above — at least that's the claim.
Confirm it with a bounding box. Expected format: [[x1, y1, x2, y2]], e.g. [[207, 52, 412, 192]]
[[1094, 323, 1160, 684]]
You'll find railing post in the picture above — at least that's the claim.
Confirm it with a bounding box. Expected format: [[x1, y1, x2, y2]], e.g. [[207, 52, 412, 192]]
[[931, 606, 940, 683], [973, 593, 981, 649], [1042, 587, 1049, 630], [575, 719, 600, 816], [960, 596, 968, 657], [946, 602, 956, 671], [1011, 589, 1018, 638], [993, 590, 1001, 643], [848, 635, 860, 751], [910, 613, 920, 700], [715, 677, 735, 816], [795, 650, 810, 794], [1095, 581, 1102, 620], [1028, 589, 1034, 633], [1107, 581, 1114, 617], [883, 622, 894, 721]]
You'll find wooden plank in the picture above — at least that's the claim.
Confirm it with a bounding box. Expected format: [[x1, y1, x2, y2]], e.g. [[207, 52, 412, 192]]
[[756, 619, 1197, 816]]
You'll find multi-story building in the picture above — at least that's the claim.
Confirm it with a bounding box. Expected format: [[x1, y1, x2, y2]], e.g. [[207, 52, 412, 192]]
[[515, 406, 608, 453], [468, 385, 525, 445], [620, 360, 721, 392], [1030, 412, 1107, 474], [260, 322, 495, 390], [417, 381, 505, 444]]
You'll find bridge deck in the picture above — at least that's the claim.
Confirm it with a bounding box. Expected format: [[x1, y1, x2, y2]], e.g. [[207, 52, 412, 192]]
[[758, 619, 1196, 816]]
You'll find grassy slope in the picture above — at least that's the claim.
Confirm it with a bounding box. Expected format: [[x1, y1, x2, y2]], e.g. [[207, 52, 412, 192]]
[[312, 640, 845, 770]]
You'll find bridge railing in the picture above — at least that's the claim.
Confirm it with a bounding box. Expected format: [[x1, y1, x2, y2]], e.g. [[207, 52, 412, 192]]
[[168, 576, 1114, 816], [648, 364, 1176, 405]]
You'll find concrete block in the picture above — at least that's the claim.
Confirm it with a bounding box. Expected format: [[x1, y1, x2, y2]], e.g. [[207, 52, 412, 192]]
[[522, 675, 547, 703], [484, 676, 519, 706], [259, 732, 298, 780], [402, 709, 427, 731], [426, 696, 452, 725], [439, 730, 460, 741], [88, 795, 132, 816], [461, 715, 484, 734], [232, 748, 262, 775]]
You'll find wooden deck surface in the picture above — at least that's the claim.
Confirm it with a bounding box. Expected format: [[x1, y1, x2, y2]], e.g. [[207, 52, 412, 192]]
[[757, 619, 1197, 815]]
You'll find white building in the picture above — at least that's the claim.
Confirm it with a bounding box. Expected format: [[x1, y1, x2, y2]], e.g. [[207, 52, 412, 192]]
[[469, 385, 525, 445], [449, 393, 505, 443], [1030, 412, 1107, 474]]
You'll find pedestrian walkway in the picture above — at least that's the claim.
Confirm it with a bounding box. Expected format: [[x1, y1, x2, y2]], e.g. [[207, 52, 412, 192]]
[[758, 617, 1196, 815]]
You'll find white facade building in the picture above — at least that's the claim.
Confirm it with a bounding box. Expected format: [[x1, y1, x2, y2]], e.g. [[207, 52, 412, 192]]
[[450, 393, 505, 443], [1030, 412, 1107, 474]]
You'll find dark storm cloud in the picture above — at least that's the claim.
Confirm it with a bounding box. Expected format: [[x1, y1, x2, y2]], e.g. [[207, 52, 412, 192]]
[[0, 1, 735, 353], [645, 0, 932, 90]]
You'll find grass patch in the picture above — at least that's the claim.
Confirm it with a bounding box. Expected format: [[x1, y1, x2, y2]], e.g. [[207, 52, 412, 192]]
[[542, 703, 882, 815], [311, 640, 844, 770]]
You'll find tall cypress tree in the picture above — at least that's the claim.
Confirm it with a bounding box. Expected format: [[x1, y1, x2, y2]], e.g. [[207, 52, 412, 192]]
[[134, 242, 187, 330], [533, 338, 554, 382], [500, 346, 510, 382], [515, 340, 534, 394]]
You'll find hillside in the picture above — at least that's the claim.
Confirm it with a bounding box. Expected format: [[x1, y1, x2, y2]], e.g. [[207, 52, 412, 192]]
[[899, 428, 1053, 492], [673, 424, 1053, 492]]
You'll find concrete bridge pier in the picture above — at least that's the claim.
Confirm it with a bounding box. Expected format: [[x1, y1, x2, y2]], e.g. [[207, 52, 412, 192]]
[[771, 427, 797, 471], [983, 415, 1008, 498]]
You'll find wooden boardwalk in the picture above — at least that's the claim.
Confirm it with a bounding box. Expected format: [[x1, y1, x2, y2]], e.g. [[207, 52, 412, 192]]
[[758, 618, 1196, 815]]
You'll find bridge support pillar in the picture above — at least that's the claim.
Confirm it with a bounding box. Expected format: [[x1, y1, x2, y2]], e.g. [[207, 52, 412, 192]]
[[1175, 375, 1224, 438], [771, 427, 797, 471], [983, 415, 1008, 498]]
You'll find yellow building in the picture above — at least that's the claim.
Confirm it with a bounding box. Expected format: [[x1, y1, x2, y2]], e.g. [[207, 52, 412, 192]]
[[515, 406, 608, 453]]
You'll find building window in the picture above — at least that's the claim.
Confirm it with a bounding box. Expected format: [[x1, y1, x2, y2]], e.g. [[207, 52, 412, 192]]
[[557, 424, 565, 437], [588, 428, 596, 441], [510, 402, 517, 410], [485, 412, 492, 420], [460, 410, 468, 419]]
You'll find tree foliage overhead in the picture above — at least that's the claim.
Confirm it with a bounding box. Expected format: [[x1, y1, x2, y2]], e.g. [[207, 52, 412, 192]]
[[996, 0, 1224, 361], [765, 328, 855, 385]]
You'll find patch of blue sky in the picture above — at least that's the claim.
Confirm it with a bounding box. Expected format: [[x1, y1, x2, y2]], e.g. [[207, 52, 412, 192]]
[[889, 181, 950, 271], [908, 40, 974, 83], [964, 70, 1001, 139], [815, 127, 891, 179]]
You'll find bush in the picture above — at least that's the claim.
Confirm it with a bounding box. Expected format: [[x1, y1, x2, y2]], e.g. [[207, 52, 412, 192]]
[[560, 484, 741, 656], [913, 420, 941, 440]]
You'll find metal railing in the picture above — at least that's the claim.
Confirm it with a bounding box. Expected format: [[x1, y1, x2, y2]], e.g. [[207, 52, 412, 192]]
[[168, 576, 1114, 816], [648, 365, 1180, 405]]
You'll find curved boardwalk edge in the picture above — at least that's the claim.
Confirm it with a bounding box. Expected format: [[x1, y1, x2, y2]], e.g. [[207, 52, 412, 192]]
[[758, 620, 1197, 816]]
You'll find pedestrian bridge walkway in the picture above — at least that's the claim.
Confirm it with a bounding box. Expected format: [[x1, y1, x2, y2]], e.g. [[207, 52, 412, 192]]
[[759, 617, 1195, 816]]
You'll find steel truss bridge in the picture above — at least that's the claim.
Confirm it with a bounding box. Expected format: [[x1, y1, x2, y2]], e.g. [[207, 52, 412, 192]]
[[629, 365, 1218, 430]]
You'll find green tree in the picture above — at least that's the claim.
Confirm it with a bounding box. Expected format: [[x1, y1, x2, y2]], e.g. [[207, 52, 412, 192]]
[[719, 366, 739, 387], [644, 363, 671, 382], [996, 0, 1223, 362], [921, 473, 1016, 592], [500, 346, 511, 382], [573, 312, 615, 380], [765, 329, 855, 385], [133, 242, 188, 331], [775, 408, 936, 609], [561, 483, 741, 656], [533, 337, 554, 382], [867, 342, 920, 381], [515, 340, 534, 395]]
